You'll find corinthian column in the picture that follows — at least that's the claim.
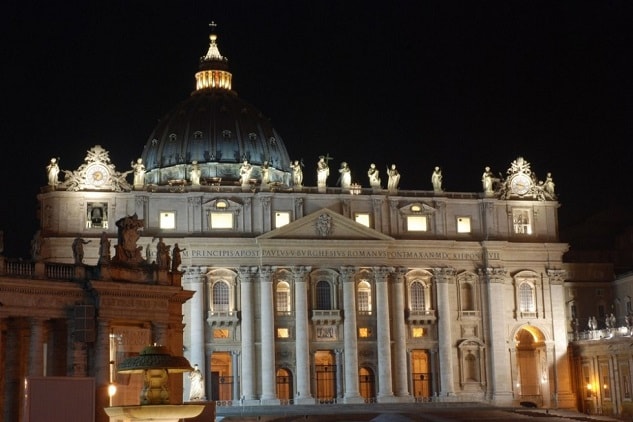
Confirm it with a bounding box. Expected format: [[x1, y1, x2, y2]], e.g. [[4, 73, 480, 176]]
[[340, 266, 363, 403], [238, 266, 257, 402], [393, 268, 412, 400], [182, 269, 206, 394], [433, 267, 456, 396], [259, 266, 279, 403], [292, 266, 314, 403], [28, 318, 46, 377], [375, 266, 394, 401]]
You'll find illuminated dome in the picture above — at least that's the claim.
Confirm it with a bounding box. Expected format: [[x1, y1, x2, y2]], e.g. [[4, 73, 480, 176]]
[[141, 25, 292, 186]]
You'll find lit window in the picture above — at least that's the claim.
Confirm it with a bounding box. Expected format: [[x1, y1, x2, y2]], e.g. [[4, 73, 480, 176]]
[[210, 212, 233, 229], [160, 212, 175, 229], [213, 329, 229, 338], [276, 281, 291, 314], [457, 217, 471, 233], [410, 280, 429, 311], [519, 282, 535, 312], [355, 213, 370, 227], [358, 327, 370, 338], [412, 327, 425, 338], [407, 215, 427, 232], [274, 211, 291, 228], [512, 209, 532, 235], [212, 282, 230, 312], [357, 281, 372, 313], [277, 328, 289, 338]]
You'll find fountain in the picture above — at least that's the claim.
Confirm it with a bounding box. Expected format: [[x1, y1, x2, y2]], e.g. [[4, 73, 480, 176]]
[[104, 344, 205, 421]]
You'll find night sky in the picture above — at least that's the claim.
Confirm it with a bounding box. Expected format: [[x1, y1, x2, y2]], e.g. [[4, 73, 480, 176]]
[[2, 1, 632, 257]]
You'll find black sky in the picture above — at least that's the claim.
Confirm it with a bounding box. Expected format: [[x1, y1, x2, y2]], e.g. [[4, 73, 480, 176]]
[[2, 1, 632, 257]]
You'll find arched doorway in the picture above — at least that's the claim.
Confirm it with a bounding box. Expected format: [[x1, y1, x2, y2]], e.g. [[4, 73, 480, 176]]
[[359, 367, 375, 401], [314, 350, 336, 403], [276, 368, 293, 403], [514, 326, 548, 407]]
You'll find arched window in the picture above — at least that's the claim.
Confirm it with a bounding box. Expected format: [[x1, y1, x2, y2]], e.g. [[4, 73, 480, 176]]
[[276, 281, 291, 314], [212, 281, 230, 312], [519, 282, 535, 312], [357, 280, 372, 313], [410, 280, 427, 311], [316, 280, 331, 310]]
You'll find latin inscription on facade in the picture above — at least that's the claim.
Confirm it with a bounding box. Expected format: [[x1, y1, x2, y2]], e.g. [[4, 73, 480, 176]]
[[183, 248, 499, 261]]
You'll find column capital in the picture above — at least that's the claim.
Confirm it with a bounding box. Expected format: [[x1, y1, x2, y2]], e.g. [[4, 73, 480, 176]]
[[237, 266, 258, 281], [291, 265, 311, 280], [547, 269, 567, 285], [373, 266, 393, 282], [478, 267, 508, 283], [339, 266, 356, 282], [259, 265, 273, 280], [432, 267, 455, 282]]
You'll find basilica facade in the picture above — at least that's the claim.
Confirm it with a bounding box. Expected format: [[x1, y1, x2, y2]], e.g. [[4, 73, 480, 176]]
[[0, 28, 577, 421]]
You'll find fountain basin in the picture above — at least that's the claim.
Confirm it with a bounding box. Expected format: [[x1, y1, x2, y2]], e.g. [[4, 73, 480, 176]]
[[104, 404, 204, 421]]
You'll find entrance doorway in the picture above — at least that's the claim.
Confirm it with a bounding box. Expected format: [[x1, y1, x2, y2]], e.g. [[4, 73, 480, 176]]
[[411, 349, 431, 398], [314, 350, 336, 403], [210, 351, 233, 402], [514, 326, 548, 407]]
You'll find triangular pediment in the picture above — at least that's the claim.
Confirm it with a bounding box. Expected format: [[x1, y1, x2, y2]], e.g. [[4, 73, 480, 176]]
[[258, 208, 393, 241]]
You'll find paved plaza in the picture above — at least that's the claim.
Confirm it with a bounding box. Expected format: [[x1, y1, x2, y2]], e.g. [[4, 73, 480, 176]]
[[215, 403, 624, 422]]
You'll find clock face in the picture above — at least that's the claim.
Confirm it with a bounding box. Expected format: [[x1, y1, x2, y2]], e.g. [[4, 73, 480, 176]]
[[510, 173, 531, 195], [86, 164, 109, 187]]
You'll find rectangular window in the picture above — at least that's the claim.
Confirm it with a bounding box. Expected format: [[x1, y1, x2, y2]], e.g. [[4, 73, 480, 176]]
[[276, 290, 290, 313], [411, 327, 425, 338], [457, 217, 471, 233], [213, 329, 229, 339], [512, 209, 532, 235], [354, 213, 371, 227], [210, 212, 233, 229], [358, 291, 371, 312], [277, 328, 290, 338], [160, 212, 176, 229], [624, 374, 631, 399], [86, 202, 108, 229], [407, 215, 427, 232], [274, 211, 291, 229], [358, 327, 370, 338]]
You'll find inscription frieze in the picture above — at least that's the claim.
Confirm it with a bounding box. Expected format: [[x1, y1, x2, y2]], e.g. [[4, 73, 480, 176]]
[[181, 248, 499, 261]]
